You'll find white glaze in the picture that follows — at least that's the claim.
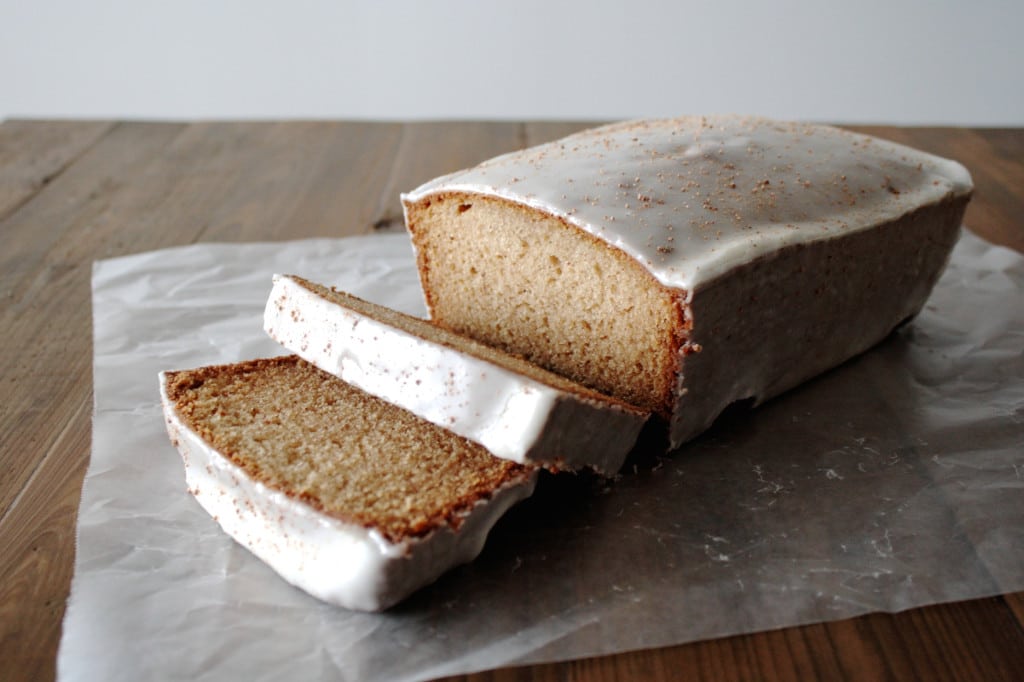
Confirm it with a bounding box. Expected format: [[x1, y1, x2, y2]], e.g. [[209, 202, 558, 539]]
[[402, 115, 973, 294], [159, 372, 537, 612], [264, 275, 647, 473]]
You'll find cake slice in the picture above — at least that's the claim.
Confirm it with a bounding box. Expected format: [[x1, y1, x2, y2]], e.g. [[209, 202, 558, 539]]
[[160, 355, 536, 611], [264, 274, 648, 474], [401, 115, 974, 448]]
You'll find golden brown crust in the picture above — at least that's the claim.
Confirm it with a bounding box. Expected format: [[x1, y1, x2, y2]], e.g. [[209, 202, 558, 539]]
[[164, 356, 533, 542]]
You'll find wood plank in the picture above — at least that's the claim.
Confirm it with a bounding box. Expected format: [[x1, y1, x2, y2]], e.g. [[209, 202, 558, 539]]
[[0, 120, 114, 222], [524, 120, 601, 147], [0, 121, 191, 682], [0, 121, 188, 522], [370, 121, 526, 232], [444, 596, 1024, 681], [0, 120, 410, 682], [1, 121, 1022, 682], [844, 597, 1024, 680], [1, 121, 405, 509], [973, 128, 1024, 164], [1005, 592, 1024, 628], [171, 121, 404, 242], [0, 402, 89, 682]]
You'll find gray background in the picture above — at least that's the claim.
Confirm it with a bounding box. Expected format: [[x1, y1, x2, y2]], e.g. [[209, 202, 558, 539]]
[[2, 0, 1020, 124]]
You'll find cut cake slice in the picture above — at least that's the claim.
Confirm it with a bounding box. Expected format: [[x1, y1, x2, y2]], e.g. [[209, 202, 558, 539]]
[[264, 274, 648, 474], [160, 355, 537, 611]]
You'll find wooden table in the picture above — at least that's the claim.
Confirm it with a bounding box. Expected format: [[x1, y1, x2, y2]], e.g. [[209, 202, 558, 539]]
[[2, 120, 1022, 681]]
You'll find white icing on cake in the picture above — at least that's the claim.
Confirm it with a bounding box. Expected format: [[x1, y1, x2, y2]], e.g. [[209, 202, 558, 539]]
[[402, 115, 973, 294], [160, 374, 537, 612], [264, 275, 646, 473]]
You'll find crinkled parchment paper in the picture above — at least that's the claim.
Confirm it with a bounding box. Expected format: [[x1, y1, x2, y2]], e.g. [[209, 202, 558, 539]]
[[59, 231, 1023, 681]]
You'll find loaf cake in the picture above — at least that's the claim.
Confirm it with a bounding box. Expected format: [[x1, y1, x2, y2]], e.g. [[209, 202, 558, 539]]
[[264, 274, 648, 473], [160, 355, 536, 611], [402, 115, 973, 448]]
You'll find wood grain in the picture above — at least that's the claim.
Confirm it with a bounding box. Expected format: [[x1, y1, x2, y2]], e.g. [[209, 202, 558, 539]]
[[0, 120, 113, 222], [2, 122, 185, 522], [440, 597, 1024, 682], [524, 121, 600, 147], [0, 402, 89, 681], [370, 121, 526, 232], [0, 120, 1021, 682]]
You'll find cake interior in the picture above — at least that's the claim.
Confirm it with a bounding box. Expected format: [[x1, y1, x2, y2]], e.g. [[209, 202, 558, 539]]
[[406, 192, 684, 416], [164, 356, 531, 542], [289, 276, 646, 415]]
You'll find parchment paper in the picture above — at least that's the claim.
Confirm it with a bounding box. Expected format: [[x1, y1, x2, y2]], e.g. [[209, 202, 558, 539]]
[[60, 230, 1024, 681]]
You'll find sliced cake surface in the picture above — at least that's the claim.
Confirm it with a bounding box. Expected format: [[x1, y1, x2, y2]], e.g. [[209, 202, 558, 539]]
[[264, 274, 648, 474], [160, 355, 536, 611], [401, 115, 973, 447]]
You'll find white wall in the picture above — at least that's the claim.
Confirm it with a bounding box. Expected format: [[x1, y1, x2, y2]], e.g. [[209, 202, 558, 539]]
[[2, 0, 1021, 125]]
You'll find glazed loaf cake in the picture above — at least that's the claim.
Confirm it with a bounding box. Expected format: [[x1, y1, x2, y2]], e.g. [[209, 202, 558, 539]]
[[402, 115, 973, 448], [160, 356, 536, 611], [264, 274, 648, 473]]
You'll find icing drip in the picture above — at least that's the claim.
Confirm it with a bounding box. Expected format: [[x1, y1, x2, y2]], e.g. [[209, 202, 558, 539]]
[[404, 115, 973, 291]]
